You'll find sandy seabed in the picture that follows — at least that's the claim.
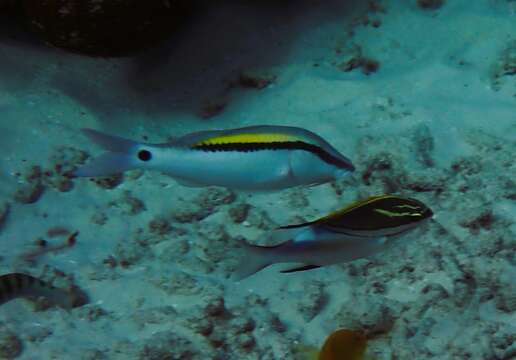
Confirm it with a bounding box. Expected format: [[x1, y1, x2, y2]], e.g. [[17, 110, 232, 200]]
[[0, 0, 514, 359]]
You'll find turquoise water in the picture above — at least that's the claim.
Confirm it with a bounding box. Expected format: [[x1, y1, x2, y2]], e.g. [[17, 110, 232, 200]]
[[0, 1, 515, 359]]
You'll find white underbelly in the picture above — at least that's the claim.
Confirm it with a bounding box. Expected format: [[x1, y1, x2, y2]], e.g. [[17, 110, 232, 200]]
[[159, 149, 294, 190]]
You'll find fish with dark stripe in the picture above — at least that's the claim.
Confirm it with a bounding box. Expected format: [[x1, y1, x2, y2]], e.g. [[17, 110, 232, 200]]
[[234, 195, 433, 280], [0, 273, 89, 309], [73, 125, 355, 191]]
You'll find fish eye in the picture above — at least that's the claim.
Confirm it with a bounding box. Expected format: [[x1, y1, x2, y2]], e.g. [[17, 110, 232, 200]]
[[137, 149, 152, 162]]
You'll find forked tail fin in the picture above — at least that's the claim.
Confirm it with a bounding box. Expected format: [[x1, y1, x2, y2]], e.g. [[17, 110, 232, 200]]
[[233, 242, 277, 281], [81, 128, 137, 153], [73, 128, 139, 177]]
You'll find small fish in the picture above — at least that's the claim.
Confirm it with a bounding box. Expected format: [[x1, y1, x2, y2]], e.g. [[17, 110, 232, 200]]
[[73, 125, 355, 191], [0, 273, 89, 309], [301, 329, 368, 360], [234, 195, 433, 280]]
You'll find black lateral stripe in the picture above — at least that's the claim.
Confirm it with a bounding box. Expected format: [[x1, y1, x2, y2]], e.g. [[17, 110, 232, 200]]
[[26, 274, 36, 286], [193, 141, 350, 168], [14, 273, 23, 291], [2, 275, 13, 295]]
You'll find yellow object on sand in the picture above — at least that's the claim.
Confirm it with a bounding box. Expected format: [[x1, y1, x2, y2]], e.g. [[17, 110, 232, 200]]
[[303, 329, 368, 360]]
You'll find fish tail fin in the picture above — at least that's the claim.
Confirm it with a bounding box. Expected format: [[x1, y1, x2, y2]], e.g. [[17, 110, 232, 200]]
[[73, 128, 139, 177], [233, 242, 278, 281], [73, 153, 134, 177], [81, 128, 137, 153]]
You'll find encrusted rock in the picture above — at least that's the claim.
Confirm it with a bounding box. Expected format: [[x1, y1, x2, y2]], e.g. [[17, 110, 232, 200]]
[[412, 123, 435, 167], [229, 316, 256, 334], [268, 313, 287, 333], [490, 40, 516, 91], [228, 203, 251, 223], [45, 146, 89, 192], [203, 294, 227, 318], [108, 190, 146, 215], [114, 237, 148, 267], [90, 212, 108, 226], [491, 325, 516, 359], [13, 166, 45, 204], [182, 314, 214, 336], [286, 188, 309, 208], [13, 182, 45, 204], [234, 333, 256, 351], [495, 263, 516, 313], [158, 240, 191, 262], [78, 305, 109, 322], [336, 299, 396, 336], [24, 325, 52, 343], [133, 306, 177, 330], [0, 201, 9, 231], [237, 69, 276, 90], [80, 349, 108, 360], [459, 210, 495, 234], [92, 173, 124, 190], [148, 216, 172, 236], [245, 208, 276, 230], [295, 281, 328, 322], [196, 224, 239, 269], [198, 188, 237, 210], [153, 271, 200, 296], [0, 329, 23, 359], [172, 202, 209, 223], [417, 0, 445, 10], [138, 331, 197, 360]]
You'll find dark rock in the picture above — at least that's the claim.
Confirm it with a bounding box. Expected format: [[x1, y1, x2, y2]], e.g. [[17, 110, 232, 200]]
[[0, 202, 9, 231], [22, 0, 193, 56], [0, 329, 23, 359], [93, 174, 124, 190], [228, 203, 251, 223], [417, 0, 445, 10], [13, 182, 45, 204]]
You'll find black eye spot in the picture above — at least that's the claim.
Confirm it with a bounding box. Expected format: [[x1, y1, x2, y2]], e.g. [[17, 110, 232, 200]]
[[138, 150, 152, 161]]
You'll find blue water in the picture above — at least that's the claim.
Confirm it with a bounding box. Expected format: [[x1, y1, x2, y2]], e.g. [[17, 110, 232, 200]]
[[0, 1, 515, 359]]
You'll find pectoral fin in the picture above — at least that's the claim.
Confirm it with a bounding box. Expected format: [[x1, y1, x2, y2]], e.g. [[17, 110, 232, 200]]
[[280, 264, 321, 273]]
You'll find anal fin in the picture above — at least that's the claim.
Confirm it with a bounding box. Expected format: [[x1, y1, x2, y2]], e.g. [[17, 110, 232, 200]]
[[280, 264, 321, 273]]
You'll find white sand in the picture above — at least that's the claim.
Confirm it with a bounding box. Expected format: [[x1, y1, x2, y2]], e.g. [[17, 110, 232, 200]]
[[0, 0, 515, 359]]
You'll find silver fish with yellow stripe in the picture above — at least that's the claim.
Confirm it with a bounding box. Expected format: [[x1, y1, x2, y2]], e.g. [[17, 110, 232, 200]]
[[234, 195, 433, 280], [73, 125, 355, 191], [0, 273, 89, 309]]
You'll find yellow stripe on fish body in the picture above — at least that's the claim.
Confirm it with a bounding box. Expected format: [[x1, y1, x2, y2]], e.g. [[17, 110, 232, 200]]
[[192, 132, 303, 147], [189, 129, 354, 170], [373, 208, 424, 218], [318, 195, 393, 221]]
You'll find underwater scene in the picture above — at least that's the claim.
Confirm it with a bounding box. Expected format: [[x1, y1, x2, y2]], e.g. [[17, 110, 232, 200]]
[[0, 0, 515, 359]]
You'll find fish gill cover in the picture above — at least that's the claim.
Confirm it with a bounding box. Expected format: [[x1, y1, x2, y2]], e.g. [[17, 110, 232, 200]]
[[0, 0, 515, 359]]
